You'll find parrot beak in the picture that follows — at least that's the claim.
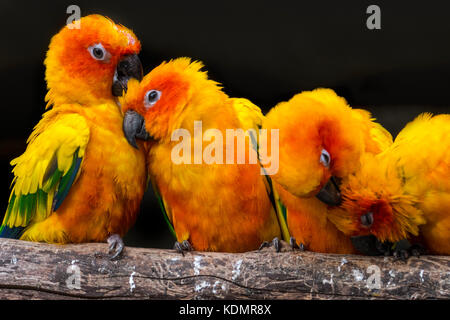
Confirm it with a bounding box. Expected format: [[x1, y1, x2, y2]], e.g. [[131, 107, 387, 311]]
[[123, 110, 150, 149], [316, 176, 342, 206], [112, 54, 143, 97]]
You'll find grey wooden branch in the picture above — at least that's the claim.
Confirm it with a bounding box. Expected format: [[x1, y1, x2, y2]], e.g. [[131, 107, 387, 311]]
[[0, 238, 448, 299]]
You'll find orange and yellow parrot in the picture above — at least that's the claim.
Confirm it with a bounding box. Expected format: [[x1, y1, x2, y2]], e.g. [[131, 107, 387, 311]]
[[329, 113, 450, 256], [1, 15, 147, 258], [121, 57, 286, 253], [261, 88, 392, 253]]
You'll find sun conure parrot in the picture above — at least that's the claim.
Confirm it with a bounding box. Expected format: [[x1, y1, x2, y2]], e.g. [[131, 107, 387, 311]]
[[1, 15, 146, 259], [328, 113, 450, 256], [120, 57, 287, 253], [260, 88, 393, 254]]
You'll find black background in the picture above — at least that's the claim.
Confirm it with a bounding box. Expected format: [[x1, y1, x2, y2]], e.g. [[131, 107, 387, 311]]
[[0, 0, 449, 249]]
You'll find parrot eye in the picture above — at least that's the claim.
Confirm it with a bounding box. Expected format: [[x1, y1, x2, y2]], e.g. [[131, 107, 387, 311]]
[[88, 43, 111, 62], [320, 148, 331, 167], [144, 90, 162, 108]]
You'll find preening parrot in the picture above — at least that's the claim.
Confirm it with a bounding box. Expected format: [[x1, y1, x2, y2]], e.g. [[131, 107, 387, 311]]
[[329, 113, 450, 257], [261, 88, 392, 253]]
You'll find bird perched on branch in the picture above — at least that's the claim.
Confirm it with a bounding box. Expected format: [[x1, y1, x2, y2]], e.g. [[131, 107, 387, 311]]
[[261, 88, 392, 253], [121, 57, 287, 253], [1, 15, 146, 259], [329, 113, 450, 257]]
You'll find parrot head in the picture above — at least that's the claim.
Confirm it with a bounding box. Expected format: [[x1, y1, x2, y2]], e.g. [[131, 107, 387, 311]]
[[121, 57, 225, 147], [263, 88, 366, 206], [44, 14, 143, 107], [328, 153, 425, 243]]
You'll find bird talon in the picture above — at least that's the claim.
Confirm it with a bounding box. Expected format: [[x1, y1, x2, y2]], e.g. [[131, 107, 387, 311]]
[[259, 237, 281, 252], [107, 234, 124, 260], [174, 242, 184, 256], [108, 242, 116, 254], [273, 237, 281, 252], [289, 237, 305, 251], [258, 241, 270, 251], [290, 237, 306, 251], [392, 242, 425, 261], [410, 244, 426, 258], [174, 240, 193, 256], [181, 240, 193, 251], [289, 237, 299, 250], [393, 249, 409, 262], [411, 249, 421, 258]]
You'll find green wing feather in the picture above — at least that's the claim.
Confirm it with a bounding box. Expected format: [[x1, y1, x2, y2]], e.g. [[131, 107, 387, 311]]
[[1, 112, 89, 237], [232, 98, 290, 241], [272, 185, 290, 241], [149, 177, 176, 239]]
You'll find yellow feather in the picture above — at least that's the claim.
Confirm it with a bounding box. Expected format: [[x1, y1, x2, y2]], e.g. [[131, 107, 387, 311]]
[[4, 108, 90, 228]]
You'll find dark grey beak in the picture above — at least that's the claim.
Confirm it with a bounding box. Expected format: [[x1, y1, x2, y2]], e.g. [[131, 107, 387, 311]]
[[316, 176, 341, 206], [123, 110, 150, 149], [112, 54, 143, 97]]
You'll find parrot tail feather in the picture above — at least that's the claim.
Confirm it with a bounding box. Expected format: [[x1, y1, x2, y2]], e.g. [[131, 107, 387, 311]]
[[0, 225, 25, 239]]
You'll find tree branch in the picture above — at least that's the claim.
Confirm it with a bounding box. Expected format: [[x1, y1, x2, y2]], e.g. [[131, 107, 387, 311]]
[[0, 238, 448, 299]]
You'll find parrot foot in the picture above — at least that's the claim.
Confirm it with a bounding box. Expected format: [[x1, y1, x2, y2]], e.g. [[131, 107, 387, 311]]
[[174, 240, 193, 256], [392, 239, 426, 261], [290, 237, 305, 251], [376, 240, 393, 256], [258, 237, 281, 253], [107, 234, 124, 260], [393, 249, 410, 261], [393, 243, 426, 261], [409, 244, 426, 258]]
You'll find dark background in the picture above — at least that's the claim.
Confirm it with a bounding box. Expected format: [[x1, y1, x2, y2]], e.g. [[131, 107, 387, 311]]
[[0, 0, 449, 249]]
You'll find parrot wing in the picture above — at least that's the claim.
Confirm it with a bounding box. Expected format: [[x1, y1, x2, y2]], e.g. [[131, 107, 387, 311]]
[[149, 176, 176, 238], [368, 121, 393, 152], [231, 98, 263, 153], [231, 98, 290, 241], [1, 113, 90, 238], [269, 179, 290, 241], [352, 108, 393, 153], [231, 98, 264, 130]]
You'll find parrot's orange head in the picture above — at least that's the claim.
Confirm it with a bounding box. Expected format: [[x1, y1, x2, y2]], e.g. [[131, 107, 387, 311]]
[[263, 89, 365, 206], [328, 154, 426, 243], [45, 14, 142, 107], [121, 57, 226, 147]]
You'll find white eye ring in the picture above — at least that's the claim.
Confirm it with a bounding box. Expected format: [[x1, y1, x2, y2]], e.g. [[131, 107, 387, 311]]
[[144, 90, 162, 108], [320, 148, 331, 167], [88, 43, 111, 62]]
